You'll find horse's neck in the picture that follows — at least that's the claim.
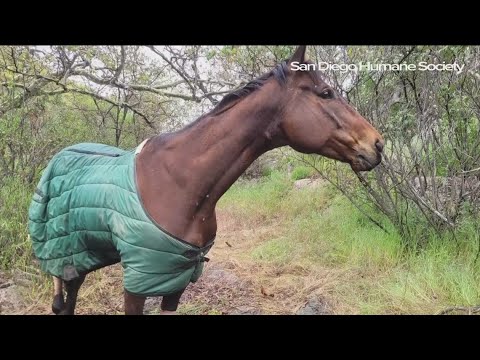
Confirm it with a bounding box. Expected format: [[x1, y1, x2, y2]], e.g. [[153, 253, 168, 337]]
[[137, 82, 283, 246]]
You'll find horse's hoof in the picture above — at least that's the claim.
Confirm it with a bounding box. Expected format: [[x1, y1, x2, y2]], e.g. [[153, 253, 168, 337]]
[[52, 294, 65, 315]]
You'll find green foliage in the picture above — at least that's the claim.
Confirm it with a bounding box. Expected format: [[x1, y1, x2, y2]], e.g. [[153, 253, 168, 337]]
[[291, 166, 314, 180], [0, 177, 34, 270], [222, 172, 480, 314], [261, 167, 273, 177], [219, 170, 293, 217]]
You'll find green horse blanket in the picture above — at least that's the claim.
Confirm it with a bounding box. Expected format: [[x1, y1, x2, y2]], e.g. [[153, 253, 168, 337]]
[[28, 142, 213, 296]]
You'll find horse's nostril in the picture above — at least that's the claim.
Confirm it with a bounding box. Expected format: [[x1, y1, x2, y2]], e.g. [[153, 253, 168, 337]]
[[375, 139, 384, 153]]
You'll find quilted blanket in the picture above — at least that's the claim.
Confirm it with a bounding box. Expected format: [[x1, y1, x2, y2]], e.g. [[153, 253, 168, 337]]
[[28, 142, 213, 296]]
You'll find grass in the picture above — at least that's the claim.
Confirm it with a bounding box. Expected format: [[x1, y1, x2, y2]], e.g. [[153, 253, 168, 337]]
[[1, 170, 480, 314], [217, 170, 480, 314], [290, 165, 315, 180], [0, 178, 35, 271], [177, 303, 223, 315]]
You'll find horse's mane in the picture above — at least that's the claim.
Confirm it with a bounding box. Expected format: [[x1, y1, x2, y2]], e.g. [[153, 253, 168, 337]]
[[209, 60, 290, 116], [178, 60, 291, 131], [176, 58, 327, 133]]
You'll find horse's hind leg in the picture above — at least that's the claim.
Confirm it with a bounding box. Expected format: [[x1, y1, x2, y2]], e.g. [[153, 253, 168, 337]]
[[58, 274, 86, 315], [52, 276, 65, 314]]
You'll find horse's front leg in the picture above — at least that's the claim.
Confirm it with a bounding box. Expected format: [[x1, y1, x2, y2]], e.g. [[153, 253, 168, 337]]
[[124, 289, 146, 315], [160, 288, 186, 315]]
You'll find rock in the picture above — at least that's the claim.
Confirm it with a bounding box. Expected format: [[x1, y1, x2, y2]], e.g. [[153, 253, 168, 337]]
[[296, 297, 331, 315], [294, 178, 325, 190], [0, 285, 25, 314], [229, 306, 262, 315], [144, 296, 187, 315], [144, 297, 162, 307]]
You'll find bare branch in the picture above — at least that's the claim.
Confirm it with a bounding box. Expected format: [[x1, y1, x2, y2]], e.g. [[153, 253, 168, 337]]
[[147, 46, 197, 96], [69, 88, 155, 129], [113, 46, 126, 81]]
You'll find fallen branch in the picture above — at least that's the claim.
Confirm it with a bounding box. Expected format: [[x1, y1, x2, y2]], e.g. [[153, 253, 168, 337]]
[[0, 282, 13, 289], [437, 305, 480, 315]]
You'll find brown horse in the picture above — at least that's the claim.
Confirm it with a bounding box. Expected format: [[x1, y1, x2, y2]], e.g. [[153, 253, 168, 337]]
[[51, 45, 384, 315]]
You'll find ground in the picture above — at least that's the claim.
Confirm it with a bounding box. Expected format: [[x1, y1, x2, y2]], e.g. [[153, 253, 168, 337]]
[[2, 176, 479, 315], [0, 179, 334, 315], [0, 210, 333, 315]]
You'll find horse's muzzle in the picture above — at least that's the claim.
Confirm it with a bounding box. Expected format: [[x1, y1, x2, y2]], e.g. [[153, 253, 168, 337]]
[[351, 151, 382, 172]]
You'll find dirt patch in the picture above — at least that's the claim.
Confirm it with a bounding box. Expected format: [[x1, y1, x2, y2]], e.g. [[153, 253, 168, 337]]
[[0, 273, 25, 314], [175, 262, 263, 315]]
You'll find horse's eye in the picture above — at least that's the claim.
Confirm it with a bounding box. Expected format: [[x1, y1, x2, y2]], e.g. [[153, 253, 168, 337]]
[[319, 88, 334, 99]]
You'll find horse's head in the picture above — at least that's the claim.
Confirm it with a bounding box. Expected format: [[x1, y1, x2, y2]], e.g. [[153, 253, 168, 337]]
[[278, 46, 384, 172]]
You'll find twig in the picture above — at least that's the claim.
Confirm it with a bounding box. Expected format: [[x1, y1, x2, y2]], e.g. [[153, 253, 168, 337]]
[[437, 306, 480, 315], [0, 282, 13, 289], [461, 166, 480, 174], [294, 154, 390, 235]]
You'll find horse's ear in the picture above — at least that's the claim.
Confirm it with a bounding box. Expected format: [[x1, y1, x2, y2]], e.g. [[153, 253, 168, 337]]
[[289, 45, 307, 64]]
